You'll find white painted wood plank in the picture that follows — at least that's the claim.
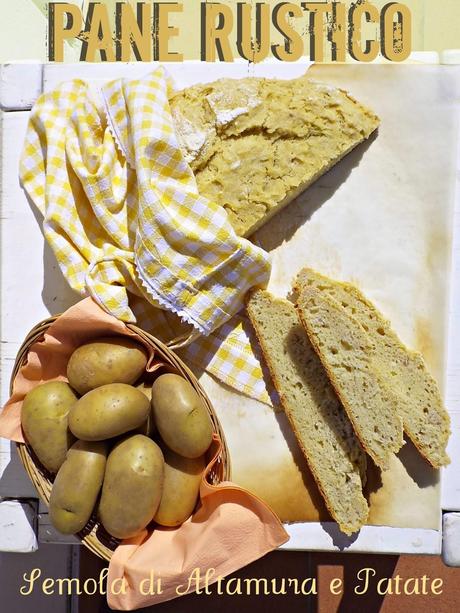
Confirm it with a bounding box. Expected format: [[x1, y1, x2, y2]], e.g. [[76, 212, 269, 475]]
[[441, 103, 460, 512], [442, 513, 460, 566], [0, 499, 38, 552], [0, 109, 77, 513], [0, 54, 442, 113], [0, 59, 313, 115], [0, 110, 78, 408], [281, 523, 441, 555], [441, 50, 460, 65], [0, 63, 43, 111], [42, 59, 314, 96], [46, 58, 313, 81]]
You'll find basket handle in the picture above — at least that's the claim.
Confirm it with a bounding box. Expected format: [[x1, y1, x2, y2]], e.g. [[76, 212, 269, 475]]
[[14, 311, 200, 356], [166, 329, 201, 351]]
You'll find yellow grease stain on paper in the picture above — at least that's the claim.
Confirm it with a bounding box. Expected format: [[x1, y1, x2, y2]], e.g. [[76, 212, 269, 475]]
[[239, 457, 329, 524], [412, 227, 451, 381], [414, 316, 442, 384]]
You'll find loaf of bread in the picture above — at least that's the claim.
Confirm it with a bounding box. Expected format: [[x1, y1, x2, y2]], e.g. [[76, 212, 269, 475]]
[[295, 268, 451, 467], [295, 284, 404, 470], [170, 76, 380, 237], [246, 289, 368, 535]]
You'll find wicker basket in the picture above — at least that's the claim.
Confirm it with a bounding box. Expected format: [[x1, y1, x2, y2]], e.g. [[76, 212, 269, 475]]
[[11, 316, 231, 561]]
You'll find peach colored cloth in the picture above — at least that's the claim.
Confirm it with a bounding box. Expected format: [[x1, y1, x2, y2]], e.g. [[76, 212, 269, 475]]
[[107, 435, 289, 610], [0, 298, 289, 610]]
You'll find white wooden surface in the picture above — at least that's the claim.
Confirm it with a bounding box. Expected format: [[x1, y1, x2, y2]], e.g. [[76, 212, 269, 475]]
[[442, 513, 460, 566], [0, 500, 37, 552], [442, 126, 460, 512], [0, 62, 42, 111], [0, 61, 459, 557], [281, 523, 441, 554]]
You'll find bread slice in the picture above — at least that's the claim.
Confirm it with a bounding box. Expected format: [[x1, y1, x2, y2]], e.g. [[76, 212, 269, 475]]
[[246, 289, 368, 535], [295, 268, 451, 467], [170, 76, 379, 237], [296, 284, 404, 470]]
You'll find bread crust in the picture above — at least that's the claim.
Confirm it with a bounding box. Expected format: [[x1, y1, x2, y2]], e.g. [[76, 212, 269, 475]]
[[246, 289, 368, 535], [295, 268, 451, 468], [170, 76, 380, 237]]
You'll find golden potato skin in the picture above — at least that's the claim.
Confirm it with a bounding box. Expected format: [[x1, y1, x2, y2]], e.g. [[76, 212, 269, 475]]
[[69, 383, 150, 441], [135, 381, 156, 436], [49, 440, 107, 534], [134, 410, 156, 437], [21, 381, 77, 473], [151, 374, 213, 458], [67, 337, 147, 395], [99, 435, 164, 539], [136, 379, 153, 402], [155, 450, 205, 527]]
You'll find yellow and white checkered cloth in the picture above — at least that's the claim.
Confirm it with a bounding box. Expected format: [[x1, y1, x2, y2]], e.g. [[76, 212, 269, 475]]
[[20, 67, 272, 404]]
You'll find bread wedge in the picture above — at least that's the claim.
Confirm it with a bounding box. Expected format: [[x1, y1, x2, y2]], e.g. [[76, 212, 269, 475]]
[[295, 268, 451, 467], [246, 289, 368, 535], [170, 76, 379, 237], [296, 284, 404, 470]]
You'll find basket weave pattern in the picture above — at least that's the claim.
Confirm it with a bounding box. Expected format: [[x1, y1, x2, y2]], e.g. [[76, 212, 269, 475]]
[[11, 316, 230, 561]]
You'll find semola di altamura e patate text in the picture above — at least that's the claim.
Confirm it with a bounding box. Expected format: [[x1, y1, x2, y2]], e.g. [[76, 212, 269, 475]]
[[48, 2, 411, 63], [19, 567, 443, 597]]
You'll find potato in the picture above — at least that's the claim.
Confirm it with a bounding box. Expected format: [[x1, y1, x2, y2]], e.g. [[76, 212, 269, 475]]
[[135, 380, 156, 436], [151, 374, 213, 458], [154, 450, 205, 527], [99, 435, 164, 539], [67, 336, 148, 395], [21, 381, 77, 473], [69, 383, 150, 441], [134, 411, 156, 437], [49, 440, 107, 534], [136, 379, 153, 402]]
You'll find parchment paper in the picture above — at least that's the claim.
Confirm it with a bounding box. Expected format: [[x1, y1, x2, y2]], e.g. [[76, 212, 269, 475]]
[[184, 65, 459, 531]]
